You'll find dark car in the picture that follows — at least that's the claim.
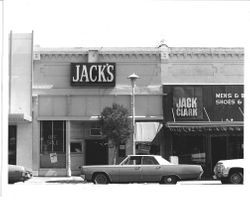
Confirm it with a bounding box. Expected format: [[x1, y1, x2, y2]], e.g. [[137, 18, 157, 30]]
[[79, 155, 203, 184], [8, 164, 32, 184]]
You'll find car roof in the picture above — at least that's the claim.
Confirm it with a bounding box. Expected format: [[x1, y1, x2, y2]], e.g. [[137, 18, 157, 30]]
[[127, 155, 161, 157]]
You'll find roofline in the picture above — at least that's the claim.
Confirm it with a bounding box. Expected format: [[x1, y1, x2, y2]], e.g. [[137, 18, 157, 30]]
[[34, 46, 244, 55]]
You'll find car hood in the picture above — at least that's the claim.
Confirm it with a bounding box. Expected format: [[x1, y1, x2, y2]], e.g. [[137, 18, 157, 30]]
[[217, 159, 244, 167], [8, 164, 32, 173]]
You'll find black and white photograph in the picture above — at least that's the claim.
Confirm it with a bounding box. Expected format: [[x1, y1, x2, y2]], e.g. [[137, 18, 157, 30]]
[[0, 0, 250, 202]]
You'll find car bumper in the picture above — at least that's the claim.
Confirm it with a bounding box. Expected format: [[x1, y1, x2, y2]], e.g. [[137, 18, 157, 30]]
[[80, 175, 86, 181]]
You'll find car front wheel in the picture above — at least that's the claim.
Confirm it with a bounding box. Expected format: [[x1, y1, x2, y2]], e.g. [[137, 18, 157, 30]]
[[93, 173, 109, 184], [161, 176, 178, 184], [228, 172, 243, 184]]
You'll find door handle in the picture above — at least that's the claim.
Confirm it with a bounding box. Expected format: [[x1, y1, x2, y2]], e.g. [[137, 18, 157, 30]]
[[156, 166, 161, 169], [135, 167, 141, 170]]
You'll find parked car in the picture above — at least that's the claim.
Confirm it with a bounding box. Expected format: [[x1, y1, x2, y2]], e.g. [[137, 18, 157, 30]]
[[79, 155, 203, 184], [8, 164, 32, 184], [213, 159, 244, 184]]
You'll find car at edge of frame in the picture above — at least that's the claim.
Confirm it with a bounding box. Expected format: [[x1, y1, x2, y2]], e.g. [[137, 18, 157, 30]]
[[8, 164, 33, 184], [213, 159, 244, 184], [79, 155, 203, 184]]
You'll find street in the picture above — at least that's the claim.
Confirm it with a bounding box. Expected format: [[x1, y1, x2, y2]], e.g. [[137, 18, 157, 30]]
[[10, 176, 222, 185]]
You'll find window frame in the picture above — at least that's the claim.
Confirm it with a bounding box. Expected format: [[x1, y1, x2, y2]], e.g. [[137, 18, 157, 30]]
[[70, 141, 84, 154]]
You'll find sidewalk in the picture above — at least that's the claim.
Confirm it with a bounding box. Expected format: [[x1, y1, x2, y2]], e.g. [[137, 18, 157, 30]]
[[19, 176, 86, 184], [16, 176, 221, 185]]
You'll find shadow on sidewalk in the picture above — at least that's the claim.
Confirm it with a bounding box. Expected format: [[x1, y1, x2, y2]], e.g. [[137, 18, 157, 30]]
[[46, 180, 86, 184]]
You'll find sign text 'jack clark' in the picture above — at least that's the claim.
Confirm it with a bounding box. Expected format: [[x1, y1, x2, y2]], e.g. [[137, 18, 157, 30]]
[[71, 63, 116, 86], [176, 97, 198, 117], [172, 86, 203, 120]]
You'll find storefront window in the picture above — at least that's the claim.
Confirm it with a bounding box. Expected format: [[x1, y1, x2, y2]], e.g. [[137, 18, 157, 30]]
[[70, 142, 83, 153], [40, 121, 66, 153], [40, 121, 66, 168], [173, 135, 206, 166]]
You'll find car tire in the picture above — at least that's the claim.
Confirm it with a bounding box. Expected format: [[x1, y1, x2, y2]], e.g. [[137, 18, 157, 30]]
[[93, 173, 109, 184], [161, 176, 178, 184], [228, 172, 243, 184]]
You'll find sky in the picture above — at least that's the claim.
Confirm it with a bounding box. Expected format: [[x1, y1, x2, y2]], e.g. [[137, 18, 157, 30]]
[[2, 0, 250, 201], [4, 0, 250, 48]]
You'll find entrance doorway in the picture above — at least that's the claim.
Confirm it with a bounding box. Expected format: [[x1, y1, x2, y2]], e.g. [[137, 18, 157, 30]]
[[85, 139, 108, 165], [211, 136, 227, 169], [9, 125, 17, 165]]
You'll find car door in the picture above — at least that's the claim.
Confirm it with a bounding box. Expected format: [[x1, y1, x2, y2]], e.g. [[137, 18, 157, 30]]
[[141, 156, 162, 182], [118, 156, 143, 182]]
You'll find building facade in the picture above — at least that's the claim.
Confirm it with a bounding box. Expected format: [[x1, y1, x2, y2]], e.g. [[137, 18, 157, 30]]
[[8, 33, 244, 178], [157, 48, 244, 177]]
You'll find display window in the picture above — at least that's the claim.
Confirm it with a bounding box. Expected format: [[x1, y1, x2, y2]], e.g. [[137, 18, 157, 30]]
[[40, 121, 66, 168]]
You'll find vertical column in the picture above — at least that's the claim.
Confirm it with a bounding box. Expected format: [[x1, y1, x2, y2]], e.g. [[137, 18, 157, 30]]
[[66, 121, 71, 177], [206, 134, 212, 175], [131, 81, 136, 155], [32, 96, 40, 176]]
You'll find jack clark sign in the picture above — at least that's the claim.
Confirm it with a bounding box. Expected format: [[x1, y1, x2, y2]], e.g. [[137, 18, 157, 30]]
[[173, 87, 203, 120], [71, 63, 116, 86]]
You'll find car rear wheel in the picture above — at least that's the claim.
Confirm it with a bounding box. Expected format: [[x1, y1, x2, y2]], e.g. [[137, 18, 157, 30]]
[[228, 172, 243, 184], [93, 173, 109, 184], [161, 176, 178, 184]]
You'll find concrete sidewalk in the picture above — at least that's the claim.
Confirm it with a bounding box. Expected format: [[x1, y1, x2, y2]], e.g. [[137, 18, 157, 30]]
[[16, 176, 86, 184]]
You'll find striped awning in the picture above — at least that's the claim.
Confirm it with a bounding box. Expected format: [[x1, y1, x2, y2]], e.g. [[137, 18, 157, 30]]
[[9, 113, 32, 123], [166, 121, 243, 133]]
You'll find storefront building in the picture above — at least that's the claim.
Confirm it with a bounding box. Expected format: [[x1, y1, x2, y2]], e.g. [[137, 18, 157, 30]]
[[157, 48, 244, 178], [8, 33, 244, 177], [9, 33, 165, 176]]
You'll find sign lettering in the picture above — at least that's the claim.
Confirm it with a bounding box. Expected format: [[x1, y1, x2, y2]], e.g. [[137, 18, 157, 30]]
[[176, 97, 198, 117], [173, 86, 203, 120], [215, 93, 244, 105], [71, 63, 116, 86]]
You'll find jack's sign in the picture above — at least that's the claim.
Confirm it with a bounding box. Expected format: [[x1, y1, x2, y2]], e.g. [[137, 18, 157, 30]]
[[71, 63, 116, 86]]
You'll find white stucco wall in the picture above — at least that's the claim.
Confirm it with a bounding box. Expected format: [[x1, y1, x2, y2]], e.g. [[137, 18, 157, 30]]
[[16, 123, 33, 169]]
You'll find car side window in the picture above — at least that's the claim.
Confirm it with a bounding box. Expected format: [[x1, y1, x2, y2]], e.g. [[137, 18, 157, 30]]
[[124, 156, 142, 165], [142, 156, 159, 165]]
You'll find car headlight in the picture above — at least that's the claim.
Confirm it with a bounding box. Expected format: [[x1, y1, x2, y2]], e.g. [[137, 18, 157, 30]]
[[214, 163, 225, 175]]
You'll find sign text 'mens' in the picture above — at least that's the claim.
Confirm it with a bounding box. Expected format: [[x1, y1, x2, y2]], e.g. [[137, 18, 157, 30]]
[[71, 63, 116, 86]]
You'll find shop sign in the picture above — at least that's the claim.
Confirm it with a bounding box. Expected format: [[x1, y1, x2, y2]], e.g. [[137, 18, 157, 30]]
[[176, 97, 198, 117], [215, 92, 244, 106], [173, 87, 203, 120], [71, 63, 116, 86]]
